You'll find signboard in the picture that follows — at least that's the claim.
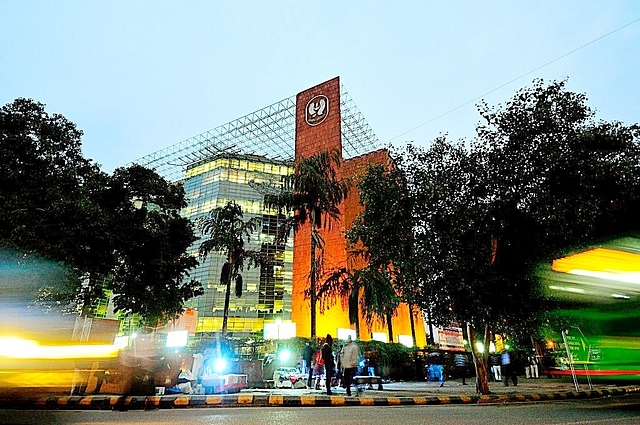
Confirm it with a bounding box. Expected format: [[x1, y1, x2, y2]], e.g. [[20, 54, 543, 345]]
[[305, 94, 329, 126], [495, 334, 504, 353], [437, 327, 465, 352], [564, 332, 589, 362]]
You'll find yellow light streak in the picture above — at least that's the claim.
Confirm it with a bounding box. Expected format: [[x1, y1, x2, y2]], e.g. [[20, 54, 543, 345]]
[[552, 248, 640, 284], [0, 337, 120, 359]]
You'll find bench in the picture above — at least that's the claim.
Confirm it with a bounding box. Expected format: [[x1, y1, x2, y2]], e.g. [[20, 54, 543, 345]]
[[354, 375, 383, 390]]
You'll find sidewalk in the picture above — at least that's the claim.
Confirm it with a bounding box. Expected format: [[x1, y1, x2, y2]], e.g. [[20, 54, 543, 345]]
[[2, 378, 640, 410]]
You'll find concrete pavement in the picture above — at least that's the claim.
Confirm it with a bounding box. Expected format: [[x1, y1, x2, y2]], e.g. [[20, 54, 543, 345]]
[[2, 378, 640, 410]]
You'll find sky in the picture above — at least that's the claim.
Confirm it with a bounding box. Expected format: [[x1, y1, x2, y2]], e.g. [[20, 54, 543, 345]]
[[1, 1, 639, 173]]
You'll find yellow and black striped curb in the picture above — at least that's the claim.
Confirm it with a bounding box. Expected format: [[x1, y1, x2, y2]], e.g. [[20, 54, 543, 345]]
[[2, 386, 640, 410]]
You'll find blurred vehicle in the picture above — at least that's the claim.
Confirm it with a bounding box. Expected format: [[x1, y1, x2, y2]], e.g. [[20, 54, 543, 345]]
[[540, 237, 640, 383]]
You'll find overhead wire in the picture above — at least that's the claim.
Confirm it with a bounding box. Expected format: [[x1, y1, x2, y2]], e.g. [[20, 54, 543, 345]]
[[386, 16, 640, 143]]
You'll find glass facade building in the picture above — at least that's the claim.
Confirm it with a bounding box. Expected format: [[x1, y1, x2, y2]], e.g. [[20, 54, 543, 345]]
[[133, 81, 382, 338]]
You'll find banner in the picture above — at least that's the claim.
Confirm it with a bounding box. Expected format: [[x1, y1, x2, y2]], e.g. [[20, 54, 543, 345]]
[[437, 327, 465, 352]]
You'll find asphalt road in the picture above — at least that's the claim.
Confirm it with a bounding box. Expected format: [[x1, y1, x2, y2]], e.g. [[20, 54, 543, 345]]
[[2, 394, 640, 425]]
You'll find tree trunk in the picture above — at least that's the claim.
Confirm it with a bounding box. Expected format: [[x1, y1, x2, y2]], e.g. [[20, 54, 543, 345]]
[[409, 303, 417, 347], [426, 308, 435, 345], [222, 251, 233, 336], [467, 322, 491, 394], [386, 312, 394, 343], [349, 291, 360, 340], [309, 225, 317, 339]]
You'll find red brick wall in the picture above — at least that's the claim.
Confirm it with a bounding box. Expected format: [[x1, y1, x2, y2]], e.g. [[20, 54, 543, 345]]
[[292, 78, 426, 346], [292, 77, 349, 338]]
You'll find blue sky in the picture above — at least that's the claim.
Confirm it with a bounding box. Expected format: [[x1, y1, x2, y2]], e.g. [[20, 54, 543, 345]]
[[2, 1, 639, 173]]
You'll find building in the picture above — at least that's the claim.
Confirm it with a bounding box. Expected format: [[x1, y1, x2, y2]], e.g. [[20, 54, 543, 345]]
[[134, 77, 427, 346]]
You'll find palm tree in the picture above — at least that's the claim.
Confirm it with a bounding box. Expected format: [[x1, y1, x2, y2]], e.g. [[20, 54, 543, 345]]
[[317, 265, 400, 342], [198, 201, 262, 336], [264, 149, 348, 338]]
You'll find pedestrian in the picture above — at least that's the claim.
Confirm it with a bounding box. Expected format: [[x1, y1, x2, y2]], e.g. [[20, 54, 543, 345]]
[[454, 353, 469, 385], [365, 350, 377, 376], [428, 351, 445, 387], [341, 335, 359, 396], [313, 347, 324, 390], [335, 343, 343, 387], [526, 353, 539, 379], [489, 353, 502, 382], [321, 334, 335, 395], [501, 349, 518, 386], [302, 342, 314, 387]]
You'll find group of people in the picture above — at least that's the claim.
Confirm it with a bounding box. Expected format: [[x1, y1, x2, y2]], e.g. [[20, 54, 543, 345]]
[[428, 349, 540, 388], [301, 333, 361, 396], [427, 351, 469, 387], [489, 350, 540, 386]]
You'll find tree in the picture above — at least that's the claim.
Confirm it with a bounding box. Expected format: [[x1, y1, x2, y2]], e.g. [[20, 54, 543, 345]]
[[398, 138, 495, 393], [106, 165, 203, 326], [0, 98, 104, 263], [1, 98, 203, 325], [400, 79, 640, 394], [316, 266, 399, 342], [344, 162, 412, 343], [198, 200, 263, 336], [475, 79, 640, 261], [264, 149, 348, 338]]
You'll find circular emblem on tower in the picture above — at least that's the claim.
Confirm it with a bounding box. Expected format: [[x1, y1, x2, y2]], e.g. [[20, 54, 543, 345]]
[[305, 94, 329, 126]]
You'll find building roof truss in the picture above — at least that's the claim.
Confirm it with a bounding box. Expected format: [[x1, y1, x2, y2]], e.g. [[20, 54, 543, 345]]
[[134, 85, 381, 182]]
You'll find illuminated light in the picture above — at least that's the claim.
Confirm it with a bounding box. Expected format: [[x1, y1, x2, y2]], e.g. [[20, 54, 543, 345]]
[[504, 344, 510, 350], [278, 349, 291, 362], [166, 330, 189, 347], [552, 248, 640, 284], [0, 337, 120, 359], [0, 337, 38, 352], [263, 321, 296, 339], [371, 332, 388, 343], [114, 335, 129, 349], [131, 333, 138, 339], [214, 358, 227, 374], [566, 269, 640, 285], [548, 285, 586, 294], [475, 342, 485, 353], [337, 328, 356, 341], [612, 293, 631, 299], [0, 370, 77, 387], [398, 335, 413, 347]]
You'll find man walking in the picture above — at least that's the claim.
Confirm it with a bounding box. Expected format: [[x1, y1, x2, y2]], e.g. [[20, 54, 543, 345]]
[[341, 335, 359, 396], [321, 334, 335, 395], [302, 342, 314, 388], [454, 353, 469, 385], [501, 349, 518, 386]]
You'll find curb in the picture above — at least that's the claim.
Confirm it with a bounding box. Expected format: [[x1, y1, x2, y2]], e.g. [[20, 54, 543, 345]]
[[2, 386, 639, 410]]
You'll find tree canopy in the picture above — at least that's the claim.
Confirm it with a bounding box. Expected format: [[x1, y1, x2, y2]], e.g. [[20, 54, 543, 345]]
[[0, 98, 202, 325], [392, 79, 640, 341], [348, 79, 640, 393]]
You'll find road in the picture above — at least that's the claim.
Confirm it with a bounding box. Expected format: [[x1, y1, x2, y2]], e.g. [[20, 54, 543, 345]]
[[2, 395, 640, 425]]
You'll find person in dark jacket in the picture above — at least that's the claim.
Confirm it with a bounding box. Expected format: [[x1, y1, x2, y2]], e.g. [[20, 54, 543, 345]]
[[321, 334, 335, 395], [302, 342, 314, 387], [501, 349, 518, 386]]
